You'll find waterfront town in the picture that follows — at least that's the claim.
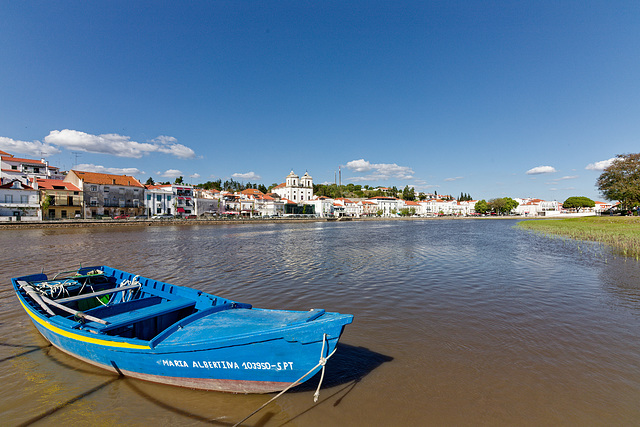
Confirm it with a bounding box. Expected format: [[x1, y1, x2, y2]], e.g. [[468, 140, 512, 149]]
[[0, 150, 614, 222]]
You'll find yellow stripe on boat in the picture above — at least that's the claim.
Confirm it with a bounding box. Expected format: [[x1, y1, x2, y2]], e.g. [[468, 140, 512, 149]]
[[19, 298, 150, 350]]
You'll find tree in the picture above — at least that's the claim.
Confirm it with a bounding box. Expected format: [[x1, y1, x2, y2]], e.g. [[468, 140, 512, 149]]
[[174, 176, 184, 185], [563, 196, 595, 212], [41, 195, 53, 213], [197, 179, 222, 191], [597, 153, 640, 211], [268, 183, 279, 193], [488, 197, 519, 215], [145, 177, 155, 185], [474, 199, 489, 214], [401, 185, 415, 201]]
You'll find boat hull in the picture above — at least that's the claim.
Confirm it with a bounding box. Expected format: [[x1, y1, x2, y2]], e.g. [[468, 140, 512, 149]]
[[14, 267, 352, 393]]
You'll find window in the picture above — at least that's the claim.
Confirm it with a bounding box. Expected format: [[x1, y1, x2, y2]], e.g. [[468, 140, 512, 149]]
[[90, 197, 98, 206], [5, 195, 12, 203], [34, 167, 40, 173], [90, 185, 98, 191], [21, 195, 28, 203], [157, 195, 161, 202], [167, 196, 171, 201], [119, 188, 125, 194], [11, 165, 17, 170], [119, 199, 125, 207], [147, 194, 152, 200], [104, 186, 110, 192], [61, 210, 67, 218], [134, 189, 139, 193], [133, 199, 139, 207]]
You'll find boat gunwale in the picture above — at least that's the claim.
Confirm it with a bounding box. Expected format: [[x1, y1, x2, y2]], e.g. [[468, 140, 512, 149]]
[[12, 272, 353, 353]]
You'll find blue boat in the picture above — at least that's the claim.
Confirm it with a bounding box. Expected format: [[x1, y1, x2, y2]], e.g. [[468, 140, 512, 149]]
[[12, 266, 353, 393]]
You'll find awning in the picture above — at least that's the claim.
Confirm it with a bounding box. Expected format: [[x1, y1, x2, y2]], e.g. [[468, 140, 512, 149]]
[[177, 207, 185, 213]]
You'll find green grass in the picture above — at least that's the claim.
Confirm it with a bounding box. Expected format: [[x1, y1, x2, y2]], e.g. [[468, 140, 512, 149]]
[[517, 216, 640, 259]]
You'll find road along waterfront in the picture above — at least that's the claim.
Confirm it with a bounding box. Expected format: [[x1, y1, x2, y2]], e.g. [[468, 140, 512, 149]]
[[1, 219, 640, 426]]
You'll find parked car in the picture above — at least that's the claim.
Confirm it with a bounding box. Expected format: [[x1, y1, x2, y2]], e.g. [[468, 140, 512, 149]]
[[185, 215, 197, 219], [113, 214, 130, 219], [152, 214, 174, 219]]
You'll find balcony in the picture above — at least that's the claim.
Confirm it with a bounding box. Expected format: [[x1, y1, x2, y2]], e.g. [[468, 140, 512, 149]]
[[102, 202, 140, 208]]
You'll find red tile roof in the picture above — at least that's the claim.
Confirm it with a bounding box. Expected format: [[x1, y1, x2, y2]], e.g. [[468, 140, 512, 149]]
[[71, 170, 143, 187], [241, 188, 265, 196], [37, 179, 81, 191], [1, 156, 45, 165]]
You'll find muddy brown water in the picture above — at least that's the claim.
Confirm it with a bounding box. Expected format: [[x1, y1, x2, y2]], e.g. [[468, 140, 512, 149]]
[[1, 219, 639, 426]]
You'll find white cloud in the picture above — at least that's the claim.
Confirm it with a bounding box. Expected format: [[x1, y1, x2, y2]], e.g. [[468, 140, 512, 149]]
[[232, 171, 262, 181], [0, 136, 61, 157], [189, 173, 201, 179], [158, 169, 183, 179], [586, 158, 616, 171], [444, 176, 463, 182], [345, 159, 414, 181], [75, 163, 142, 175], [150, 135, 177, 145], [44, 129, 196, 159], [526, 165, 557, 175]]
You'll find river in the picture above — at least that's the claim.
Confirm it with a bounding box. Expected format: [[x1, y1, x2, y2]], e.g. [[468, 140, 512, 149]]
[[1, 219, 639, 426]]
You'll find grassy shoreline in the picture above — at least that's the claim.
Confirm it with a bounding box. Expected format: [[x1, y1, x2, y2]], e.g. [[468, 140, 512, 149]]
[[518, 216, 640, 259]]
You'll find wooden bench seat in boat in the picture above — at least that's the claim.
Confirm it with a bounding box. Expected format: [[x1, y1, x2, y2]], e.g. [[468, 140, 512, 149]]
[[80, 296, 196, 332]]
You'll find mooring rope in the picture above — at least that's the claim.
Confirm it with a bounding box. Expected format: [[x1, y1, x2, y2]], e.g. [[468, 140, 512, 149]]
[[232, 333, 337, 427]]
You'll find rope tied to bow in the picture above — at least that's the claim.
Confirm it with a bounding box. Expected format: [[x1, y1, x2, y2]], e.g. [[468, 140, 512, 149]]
[[233, 333, 337, 427]]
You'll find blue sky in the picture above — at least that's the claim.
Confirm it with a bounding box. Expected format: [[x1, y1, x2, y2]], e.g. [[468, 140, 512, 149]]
[[1, 1, 638, 201]]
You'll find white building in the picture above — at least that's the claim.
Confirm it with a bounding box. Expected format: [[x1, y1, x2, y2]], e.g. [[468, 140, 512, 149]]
[[357, 200, 378, 217], [304, 196, 334, 218], [255, 194, 285, 217], [334, 198, 359, 217], [0, 179, 41, 221], [1, 151, 64, 185], [193, 188, 222, 216], [514, 198, 561, 216], [145, 184, 194, 217], [367, 197, 403, 217], [271, 171, 313, 203]]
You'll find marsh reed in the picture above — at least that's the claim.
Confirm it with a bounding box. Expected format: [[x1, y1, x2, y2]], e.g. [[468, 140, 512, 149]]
[[518, 216, 640, 259]]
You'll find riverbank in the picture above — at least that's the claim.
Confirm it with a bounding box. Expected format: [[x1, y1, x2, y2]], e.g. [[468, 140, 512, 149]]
[[0, 214, 535, 230], [518, 216, 640, 259]]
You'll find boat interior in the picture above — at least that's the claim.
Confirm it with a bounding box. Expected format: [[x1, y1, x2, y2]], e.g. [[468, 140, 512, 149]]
[[17, 267, 251, 343]]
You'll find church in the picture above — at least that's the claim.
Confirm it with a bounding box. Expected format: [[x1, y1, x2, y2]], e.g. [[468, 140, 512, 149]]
[[271, 170, 313, 202]]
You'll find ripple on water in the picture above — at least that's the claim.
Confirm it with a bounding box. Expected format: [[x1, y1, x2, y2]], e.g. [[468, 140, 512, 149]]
[[1, 220, 640, 425]]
